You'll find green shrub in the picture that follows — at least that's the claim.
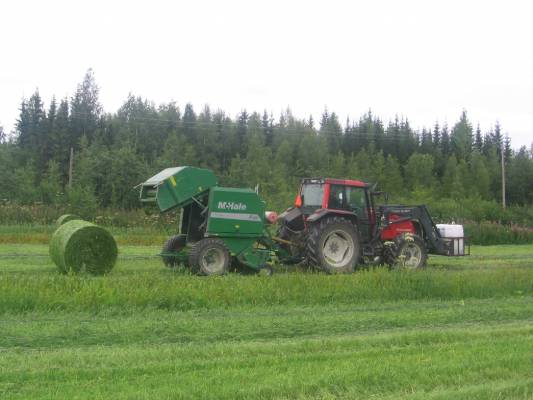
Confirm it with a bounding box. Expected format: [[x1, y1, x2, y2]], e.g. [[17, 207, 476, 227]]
[[466, 222, 533, 245]]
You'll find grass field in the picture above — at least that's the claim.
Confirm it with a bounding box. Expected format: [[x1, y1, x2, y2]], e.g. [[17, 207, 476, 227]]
[[0, 231, 532, 399]]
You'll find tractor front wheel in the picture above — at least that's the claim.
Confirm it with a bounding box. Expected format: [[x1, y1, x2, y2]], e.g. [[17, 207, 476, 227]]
[[395, 234, 428, 269], [162, 235, 187, 268], [189, 238, 230, 276], [306, 217, 360, 273]]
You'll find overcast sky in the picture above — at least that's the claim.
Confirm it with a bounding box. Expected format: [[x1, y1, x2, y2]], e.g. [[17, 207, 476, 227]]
[[1, 0, 532, 147]]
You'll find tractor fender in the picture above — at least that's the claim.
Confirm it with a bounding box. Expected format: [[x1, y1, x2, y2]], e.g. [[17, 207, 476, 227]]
[[278, 206, 305, 231], [306, 209, 358, 225]]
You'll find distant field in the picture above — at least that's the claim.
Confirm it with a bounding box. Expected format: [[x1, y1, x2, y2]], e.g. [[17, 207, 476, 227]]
[[0, 234, 532, 399]]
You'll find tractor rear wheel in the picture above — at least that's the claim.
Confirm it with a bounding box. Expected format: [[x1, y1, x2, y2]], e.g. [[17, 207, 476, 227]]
[[395, 234, 427, 269], [189, 238, 230, 276], [162, 235, 187, 268], [306, 217, 360, 273]]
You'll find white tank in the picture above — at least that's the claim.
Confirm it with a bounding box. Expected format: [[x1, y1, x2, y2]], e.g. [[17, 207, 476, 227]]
[[436, 224, 465, 256]]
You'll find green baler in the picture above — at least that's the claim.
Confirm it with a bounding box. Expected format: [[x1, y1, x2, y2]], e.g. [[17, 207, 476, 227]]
[[140, 166, 284, 275]]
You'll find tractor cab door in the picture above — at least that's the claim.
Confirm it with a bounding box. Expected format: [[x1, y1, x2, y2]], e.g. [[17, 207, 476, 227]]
[[328, 184, 373, 242]]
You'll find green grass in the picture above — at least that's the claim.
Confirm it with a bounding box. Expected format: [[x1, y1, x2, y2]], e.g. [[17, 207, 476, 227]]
[[1, 241, 532, 399], [1, 299, 532, 399]]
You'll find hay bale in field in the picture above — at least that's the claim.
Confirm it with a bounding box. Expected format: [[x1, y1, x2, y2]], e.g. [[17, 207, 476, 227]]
[[49, 220, 117, 275], [56, 214, 81, 226]]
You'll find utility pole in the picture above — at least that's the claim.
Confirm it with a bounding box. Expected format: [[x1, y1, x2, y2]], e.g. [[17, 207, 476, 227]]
[[68, 147, 74, 190], [501, 147, 506, 209]]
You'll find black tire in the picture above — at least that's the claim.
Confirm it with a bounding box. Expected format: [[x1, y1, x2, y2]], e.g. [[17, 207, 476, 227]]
[[188, 238, 230, 276], [306, 216, 361, 273], [394, 234, 428, 269], [276, 224, 304, 264], [162, 235, 187, 268]]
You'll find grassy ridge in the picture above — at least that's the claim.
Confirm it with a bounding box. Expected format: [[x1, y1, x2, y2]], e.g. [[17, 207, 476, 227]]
[[1, 268, 532, 314], [1, 298, 532, 399], [2, 298, 532, 349]]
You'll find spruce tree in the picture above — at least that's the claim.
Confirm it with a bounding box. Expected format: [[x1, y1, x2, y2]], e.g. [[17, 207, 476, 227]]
[[70, 69, 102, 146], [432, 122, 440, 149], [504, 134, 512, 162], [491, 121, 503, 155], [451, 110, 473, 161], [474, 124, 483, 152], [262, 110, 273, 147], [440, 123, 450, 157]]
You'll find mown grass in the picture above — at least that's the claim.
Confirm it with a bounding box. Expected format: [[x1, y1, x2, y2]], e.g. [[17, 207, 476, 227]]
[[1, 267, 532, 314], [1, 241, 532, 399], [1, 243, 532, 313], [1, 298, 532, 399]]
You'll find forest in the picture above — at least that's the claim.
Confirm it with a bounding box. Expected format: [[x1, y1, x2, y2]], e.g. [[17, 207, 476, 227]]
[[1, 70, 532, 225]]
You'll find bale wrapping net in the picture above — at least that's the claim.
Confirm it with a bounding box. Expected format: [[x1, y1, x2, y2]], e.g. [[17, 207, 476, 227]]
[[49, 220, 118, 275], [56, 214, 80, 226]]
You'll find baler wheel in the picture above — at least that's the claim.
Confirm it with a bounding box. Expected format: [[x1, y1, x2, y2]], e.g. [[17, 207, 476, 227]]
[[306, 217, 360, 273], [162, 235, 187, 268], [395, 234, 428, 269], [189, 238, 230, 276]]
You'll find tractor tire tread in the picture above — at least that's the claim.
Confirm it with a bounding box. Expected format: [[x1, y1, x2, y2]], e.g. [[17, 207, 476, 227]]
[[394, 233, 428, 269], [305, 216, 360, 274], [188, 238, 230, 276]]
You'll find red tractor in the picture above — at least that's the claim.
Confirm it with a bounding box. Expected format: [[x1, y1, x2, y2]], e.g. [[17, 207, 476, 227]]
[[277, 177, 466, 272]]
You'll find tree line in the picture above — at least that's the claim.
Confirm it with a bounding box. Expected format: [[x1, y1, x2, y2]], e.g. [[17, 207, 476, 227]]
[[1, 70, 532, 221]]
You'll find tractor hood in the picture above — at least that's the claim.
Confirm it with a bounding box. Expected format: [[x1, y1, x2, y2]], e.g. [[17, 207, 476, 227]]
[[139, 166, 218, 212]]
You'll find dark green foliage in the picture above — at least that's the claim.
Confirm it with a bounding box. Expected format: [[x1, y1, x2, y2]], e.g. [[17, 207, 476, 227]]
[[49, 219, 117, 274], [466, 222, 533, 245], [2, 69, 533, 227]]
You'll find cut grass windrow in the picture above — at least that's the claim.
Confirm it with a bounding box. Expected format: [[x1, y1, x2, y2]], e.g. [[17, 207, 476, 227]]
[[0, 298, 531, 400], [0, 267, 531, 314]]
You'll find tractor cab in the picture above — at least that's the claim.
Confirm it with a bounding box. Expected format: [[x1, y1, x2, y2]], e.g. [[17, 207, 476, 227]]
[[294, 178, 376, 242]]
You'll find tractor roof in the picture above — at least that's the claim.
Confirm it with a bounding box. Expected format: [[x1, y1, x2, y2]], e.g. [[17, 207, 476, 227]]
[[303, 177, 368, 188]]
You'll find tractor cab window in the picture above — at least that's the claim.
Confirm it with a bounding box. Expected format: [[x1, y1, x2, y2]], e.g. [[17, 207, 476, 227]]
[[328, 185, 345, 209], [346, 186, 367, 210], [329, 184, 368, 212], [301, 183, 324, 207]]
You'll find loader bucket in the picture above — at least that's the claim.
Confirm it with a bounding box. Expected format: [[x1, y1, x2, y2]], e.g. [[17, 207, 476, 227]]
[[139, 166, 218, 212]]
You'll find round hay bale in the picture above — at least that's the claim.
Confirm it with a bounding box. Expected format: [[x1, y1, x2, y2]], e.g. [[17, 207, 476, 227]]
[[56, 214, 81, 226], [49, 220, 117, 275]]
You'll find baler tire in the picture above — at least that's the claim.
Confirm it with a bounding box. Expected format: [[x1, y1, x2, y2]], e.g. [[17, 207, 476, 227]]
[[306, 217, 360, 274], [189, 238, 230, 276], [162, 235, 187, 268], [394, 233, 428, 269]]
